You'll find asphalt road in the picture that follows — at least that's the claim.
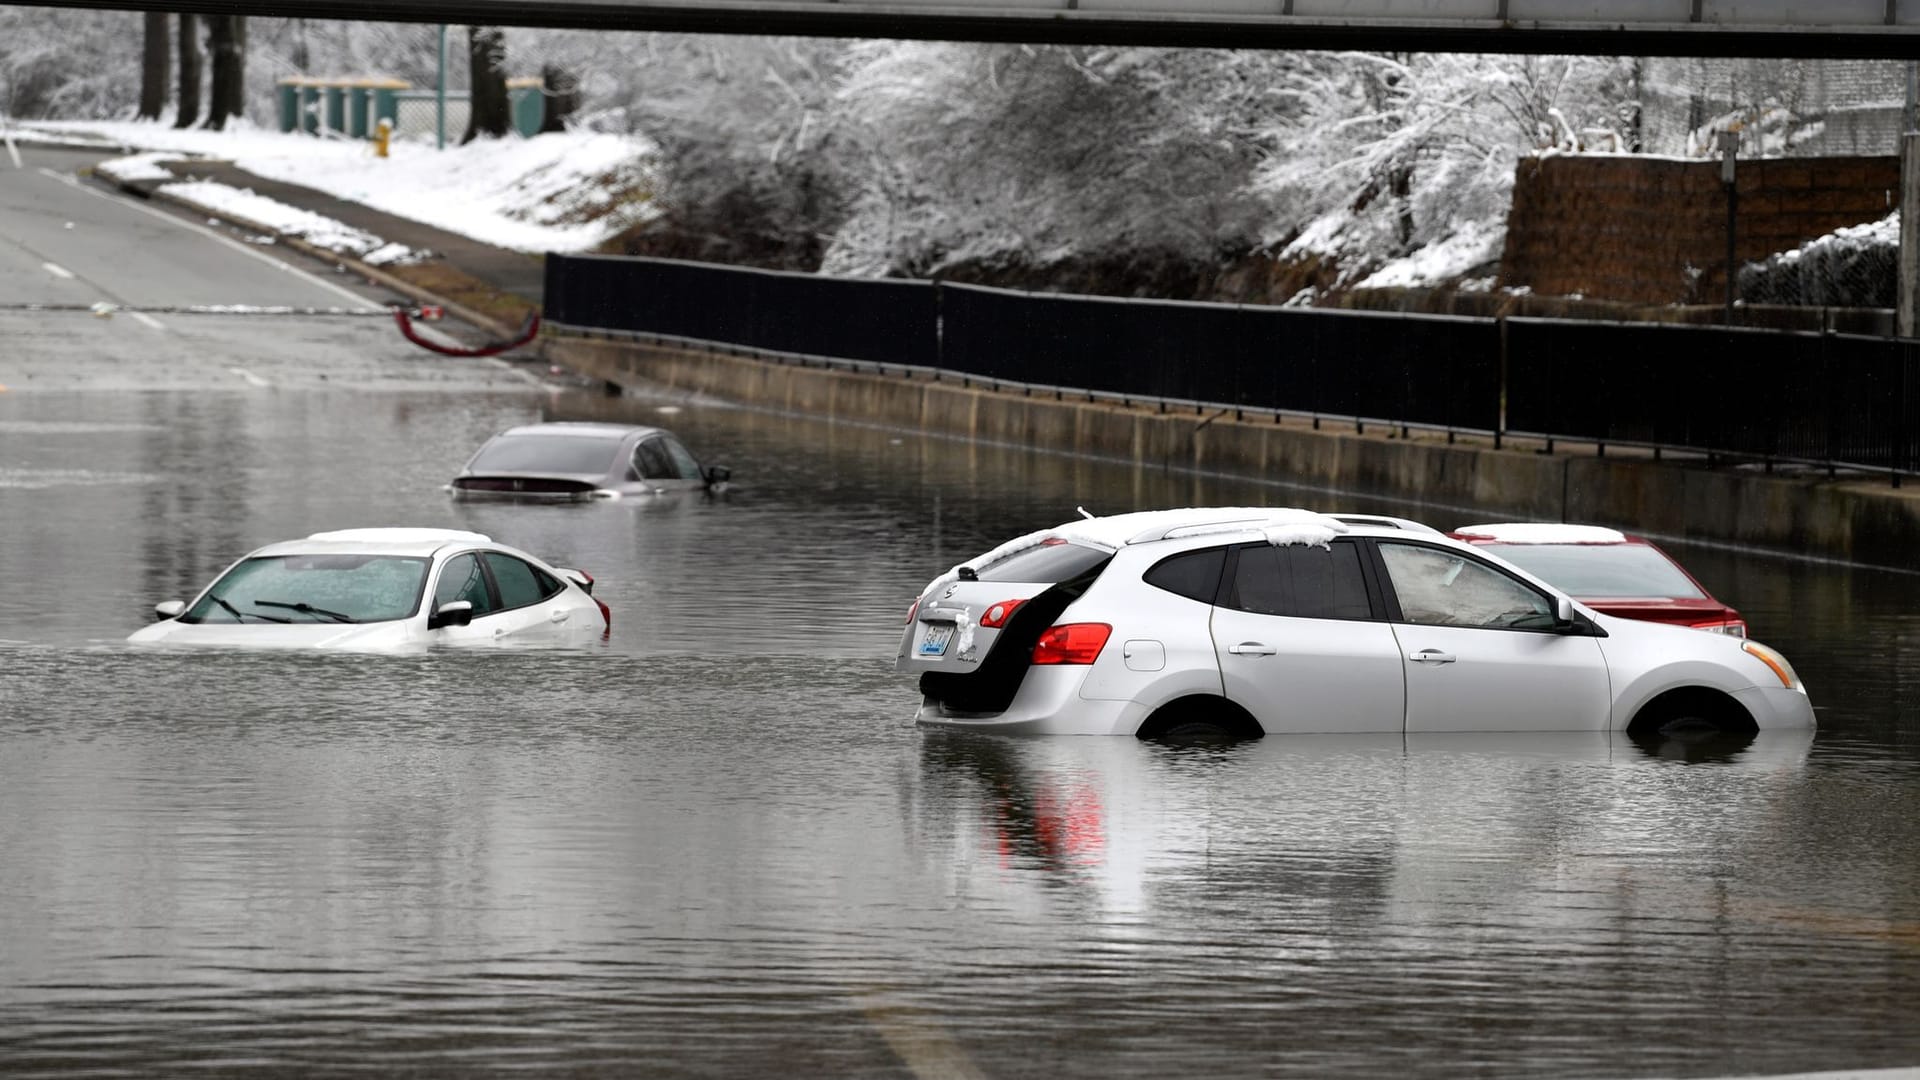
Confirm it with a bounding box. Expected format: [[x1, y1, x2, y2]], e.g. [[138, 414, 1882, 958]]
[[0, 144, 537, 394]]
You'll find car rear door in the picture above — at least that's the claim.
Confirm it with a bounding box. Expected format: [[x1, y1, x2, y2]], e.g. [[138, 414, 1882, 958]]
[[1207, 540, 1406, 733], [1372, 541, 1611, 732]]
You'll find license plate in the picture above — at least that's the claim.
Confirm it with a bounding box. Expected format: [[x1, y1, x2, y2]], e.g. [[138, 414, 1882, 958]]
[[917, 623, 954, 657]]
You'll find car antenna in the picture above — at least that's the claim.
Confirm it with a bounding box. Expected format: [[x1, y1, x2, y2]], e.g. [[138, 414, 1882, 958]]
[[1076, 506, 1095, 520]]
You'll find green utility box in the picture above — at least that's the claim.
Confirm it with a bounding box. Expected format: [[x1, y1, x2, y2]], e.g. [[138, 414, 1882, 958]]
[[507, 77, 546, 137]]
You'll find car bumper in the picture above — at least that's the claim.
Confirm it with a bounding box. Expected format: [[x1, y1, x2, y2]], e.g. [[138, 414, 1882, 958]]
[[915, 666, 1146, 735], [1732, 684, 1816, 730]]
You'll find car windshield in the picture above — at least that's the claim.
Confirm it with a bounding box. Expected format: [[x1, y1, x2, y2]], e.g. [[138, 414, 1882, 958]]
[[973, 540, 1111, 583], [467, 434, 625, 476], [1477, 542, 1707, 599], [182, 554, 433, 624]]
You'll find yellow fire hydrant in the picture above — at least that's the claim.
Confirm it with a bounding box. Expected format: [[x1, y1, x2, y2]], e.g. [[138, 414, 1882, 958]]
[[373, 118, 393, 159]]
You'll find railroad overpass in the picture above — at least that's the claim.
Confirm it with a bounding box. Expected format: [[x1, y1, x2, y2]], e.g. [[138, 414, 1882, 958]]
[[25, 0, 1920, 56]]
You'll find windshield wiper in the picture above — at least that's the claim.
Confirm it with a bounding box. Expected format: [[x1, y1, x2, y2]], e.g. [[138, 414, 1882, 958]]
[[213, 595, 290, 623], [253, 600, 357, 623]]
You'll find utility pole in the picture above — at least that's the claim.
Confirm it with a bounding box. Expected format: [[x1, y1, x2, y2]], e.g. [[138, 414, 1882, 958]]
[[1900, 61, 1919, 340], [1718, 129, 1739, 326], [436, 24, 448, 151]]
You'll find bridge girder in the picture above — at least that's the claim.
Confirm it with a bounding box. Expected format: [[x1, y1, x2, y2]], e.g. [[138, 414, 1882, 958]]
[[22, 0, 1920, 58]]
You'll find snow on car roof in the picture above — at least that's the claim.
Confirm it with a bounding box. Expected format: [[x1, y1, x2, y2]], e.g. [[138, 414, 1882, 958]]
[[1455, 523, 1629, 544], [946, 507, 1347, 582], [499, 422, 662, 439], [305, 528, 492, 545]]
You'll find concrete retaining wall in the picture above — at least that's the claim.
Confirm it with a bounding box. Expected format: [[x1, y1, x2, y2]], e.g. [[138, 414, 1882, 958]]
[[548, 336, 1920, 571]]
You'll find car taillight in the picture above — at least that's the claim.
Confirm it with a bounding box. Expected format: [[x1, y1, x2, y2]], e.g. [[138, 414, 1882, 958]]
[[1692, 618, 1747, 637], [906, 597, 921, 625], [1031, 623, 1111, 665], [595, 597, 611, 632], [979, 599, 1026, 629]]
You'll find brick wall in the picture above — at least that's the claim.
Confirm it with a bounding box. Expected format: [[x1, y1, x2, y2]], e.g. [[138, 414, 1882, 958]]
[[1499, 153, 1899, 306]]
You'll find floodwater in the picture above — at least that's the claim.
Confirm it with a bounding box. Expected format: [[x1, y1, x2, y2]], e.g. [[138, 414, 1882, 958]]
[[2, 375, 1918, 1079]]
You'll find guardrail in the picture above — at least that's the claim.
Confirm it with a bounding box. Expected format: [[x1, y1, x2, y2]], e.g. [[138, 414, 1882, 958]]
[[545, 253, 1919, 485]]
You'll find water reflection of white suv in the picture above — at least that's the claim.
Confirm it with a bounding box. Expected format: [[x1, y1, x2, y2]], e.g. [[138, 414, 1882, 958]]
[[895, 508, 1814, 738]]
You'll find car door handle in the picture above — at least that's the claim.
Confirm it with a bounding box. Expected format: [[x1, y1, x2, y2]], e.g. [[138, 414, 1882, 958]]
[[549, 610, 570, 624], [1228, 642, 1278, 656], [1409, 649, 1456, 664]]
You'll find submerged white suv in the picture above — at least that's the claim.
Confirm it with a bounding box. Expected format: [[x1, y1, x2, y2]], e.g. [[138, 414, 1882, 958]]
[[894, 508, 1814, 738]]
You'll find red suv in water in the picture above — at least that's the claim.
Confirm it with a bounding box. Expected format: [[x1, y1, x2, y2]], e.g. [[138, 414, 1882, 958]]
[[1451, 523, 1747, 638]]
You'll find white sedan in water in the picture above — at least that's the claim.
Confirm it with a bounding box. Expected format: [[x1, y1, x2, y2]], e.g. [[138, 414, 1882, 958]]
[[128, 528, 610, 650], [896, 507, 1815, 738]]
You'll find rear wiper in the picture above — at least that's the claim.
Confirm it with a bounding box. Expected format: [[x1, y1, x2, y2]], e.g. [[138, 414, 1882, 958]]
[[214, 595, 289, 623], [253, 600, 357, 623]]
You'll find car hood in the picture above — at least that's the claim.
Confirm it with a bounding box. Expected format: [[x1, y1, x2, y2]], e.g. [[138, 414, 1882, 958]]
[[127, 619, 416, 651]]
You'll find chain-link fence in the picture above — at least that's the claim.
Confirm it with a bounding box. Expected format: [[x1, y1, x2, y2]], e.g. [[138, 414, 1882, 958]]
[[1739, 214, 1898, 307]]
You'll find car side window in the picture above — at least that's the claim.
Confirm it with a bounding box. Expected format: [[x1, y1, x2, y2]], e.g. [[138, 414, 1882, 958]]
[[661, 437, 704, 480], [434, 553, 495, 615], [483, 553, 560, 609], [1143, 547, 1226, 603], [1377, 543, 1554, 630], [632, 438, 674, 480], [1224, 542, 1373, 619]]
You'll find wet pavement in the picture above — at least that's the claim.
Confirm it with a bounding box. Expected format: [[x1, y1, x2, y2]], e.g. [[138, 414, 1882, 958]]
[[3, 146, 1920, 1080]]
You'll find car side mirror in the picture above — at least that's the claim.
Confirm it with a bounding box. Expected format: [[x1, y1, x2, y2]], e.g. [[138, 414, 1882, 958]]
[[1552, 595, 1578, 633], [429, 600, 474, 629], [704, 464, 731, 486], [154, 599, 185, 621]]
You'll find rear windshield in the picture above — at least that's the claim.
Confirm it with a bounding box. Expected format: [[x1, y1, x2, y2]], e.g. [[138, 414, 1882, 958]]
[[973, 540, 1110, 584], [1478, 542, 1706, 599], [468, 434, 624, 476]]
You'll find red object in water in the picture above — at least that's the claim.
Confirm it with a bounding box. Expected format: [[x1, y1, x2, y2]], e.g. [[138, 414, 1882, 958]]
[[392, 306, 539, 358]]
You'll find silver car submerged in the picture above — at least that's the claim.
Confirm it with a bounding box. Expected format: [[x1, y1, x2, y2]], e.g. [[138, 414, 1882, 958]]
[[449, 422, 730, 501], [896, 507, 1815, 739]]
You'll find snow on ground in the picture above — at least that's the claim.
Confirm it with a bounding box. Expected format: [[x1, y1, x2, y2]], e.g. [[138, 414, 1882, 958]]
[[24, 119, 658, 254], [1352, 220, 1506, 291], [155, 179, 412, 262], [93, 151, 184, 183]]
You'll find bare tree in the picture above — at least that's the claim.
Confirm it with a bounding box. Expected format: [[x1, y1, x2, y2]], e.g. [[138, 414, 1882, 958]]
[[462, 26, 510, 142], [202, 15, 245, 130], [137, 12, 169, 120], [172, 13, 200, 128]]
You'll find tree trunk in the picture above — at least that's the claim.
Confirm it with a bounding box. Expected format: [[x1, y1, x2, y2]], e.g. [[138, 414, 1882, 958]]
[[202, 15, 244, 131], [462, 26, 511, 143], [537, 64, 577, 133], [173, 13, 201, 129], [138, 13, 170, 121]]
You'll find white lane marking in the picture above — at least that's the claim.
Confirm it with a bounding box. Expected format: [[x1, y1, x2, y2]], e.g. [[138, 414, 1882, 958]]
[[226, 367, 272, 389], [130, 311, 166, 331], [35, 168, 380, 312], [4, 130, 20, 169], [41, 262, 74, 280]]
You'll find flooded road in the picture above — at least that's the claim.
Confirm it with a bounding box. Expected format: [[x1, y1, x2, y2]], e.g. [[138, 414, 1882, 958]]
[[2, 375, 1919, 1079]]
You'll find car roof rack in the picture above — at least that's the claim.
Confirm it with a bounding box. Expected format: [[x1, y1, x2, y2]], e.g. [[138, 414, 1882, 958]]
[[1328, 514, 1444, 536], [1125, 510, 1348, 546]]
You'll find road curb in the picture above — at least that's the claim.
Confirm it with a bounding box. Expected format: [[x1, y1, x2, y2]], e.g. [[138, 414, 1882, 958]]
[[102, 173, 523, 343]]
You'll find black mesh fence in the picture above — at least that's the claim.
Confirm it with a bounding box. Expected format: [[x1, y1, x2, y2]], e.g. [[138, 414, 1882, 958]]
[[544, 254, 938, 367], [546, 255, 1918, 476], [936, 285, 1502, 430], [1505, 319, 1916, 471]]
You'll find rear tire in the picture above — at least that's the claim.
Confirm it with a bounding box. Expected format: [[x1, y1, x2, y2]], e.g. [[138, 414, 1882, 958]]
[[1137, 698, 1263, 743]]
